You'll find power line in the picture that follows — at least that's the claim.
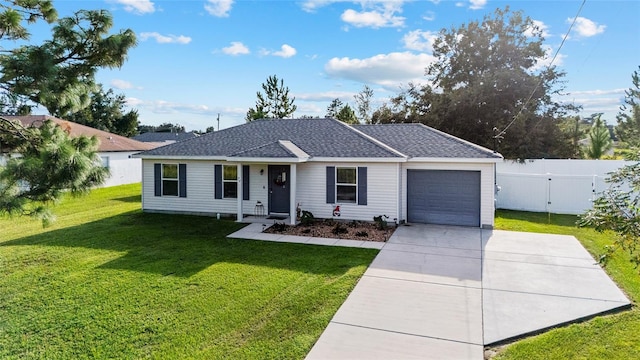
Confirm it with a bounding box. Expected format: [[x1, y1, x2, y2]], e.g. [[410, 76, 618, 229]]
[[494, 0, 587, 142]]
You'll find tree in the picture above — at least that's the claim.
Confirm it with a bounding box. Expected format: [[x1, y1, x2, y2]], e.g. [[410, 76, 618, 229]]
[[137, 123, 185, 134], [580, 151, 640, 269], [0, 1, 135, 223], [245, 75, 297, 121], [336, 104, 358, 124], [616, 66, 640, 147], [376, 7, 575, 158], [585, 114, 612, 159], [354, 85, 374, 124], [57, 84, 139, 137], [326, 98, 343, 118], [0, 117, 108, 225], [558, 115, 587, 159], [0, 5, 136, 116]]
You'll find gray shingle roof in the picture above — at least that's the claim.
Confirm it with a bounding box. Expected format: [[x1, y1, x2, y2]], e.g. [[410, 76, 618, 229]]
[[132, 131, 199, 143], [354, 123, 502, 159], [139, 118, 403, 158], [228, 141, 297, 158]]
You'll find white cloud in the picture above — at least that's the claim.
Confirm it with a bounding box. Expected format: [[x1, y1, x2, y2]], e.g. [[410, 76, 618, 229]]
[[110, 79, 142, 90], [556, 88, 625, 119], [296, 91, 357, 102], [205, 0, 233, 17], [532, 45, 566, 71], [260, 44, 297, 58], [112, 0, 155, 14], [140, 32, 192, 44], [422, 11, 435, 21], [524, 20, 550, 38], [568, 89, 626, 96], [127, 98, 220, 116], [222, 41, 250, 55], [341, 8, 405, 28], [402, 30, 438, 53], [469, 0, 487, 10], [272, 44, 297, 58], [325, 52, 436, 88], [568, 16, 606, 37]]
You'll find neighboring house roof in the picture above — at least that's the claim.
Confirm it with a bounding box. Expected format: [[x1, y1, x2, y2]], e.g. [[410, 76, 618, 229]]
[[135, 118, 502, 160], [138, 118, 404, 159], [354, 123, 502, 159], [132, 131, 199, 143], [3, 115, 158, 152]]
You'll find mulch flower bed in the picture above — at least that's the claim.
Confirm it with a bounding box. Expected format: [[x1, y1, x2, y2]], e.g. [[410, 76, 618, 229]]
[[263, 219, 396, 242]]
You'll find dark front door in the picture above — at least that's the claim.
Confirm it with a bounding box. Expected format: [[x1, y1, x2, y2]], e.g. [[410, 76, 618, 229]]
[[268, 165, 290, 214]]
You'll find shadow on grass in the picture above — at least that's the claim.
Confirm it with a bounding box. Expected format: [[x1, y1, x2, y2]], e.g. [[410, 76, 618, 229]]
[[1, 211, 376, 278], [113, 195, 142, 203]]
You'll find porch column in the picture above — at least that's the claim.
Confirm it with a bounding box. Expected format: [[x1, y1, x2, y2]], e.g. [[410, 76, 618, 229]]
[[289, 163, 297, 225], [236, 163, 243, 222]]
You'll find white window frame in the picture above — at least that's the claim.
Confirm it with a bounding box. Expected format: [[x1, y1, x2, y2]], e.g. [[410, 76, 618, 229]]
[[162, 163, 179, 197], [223, 165, 238, 199], [100, 156, 110, 169], [336, 167, 357, 204]]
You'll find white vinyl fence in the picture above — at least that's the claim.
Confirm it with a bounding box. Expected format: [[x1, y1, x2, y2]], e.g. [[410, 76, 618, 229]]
[[496, 159, 631, 215]]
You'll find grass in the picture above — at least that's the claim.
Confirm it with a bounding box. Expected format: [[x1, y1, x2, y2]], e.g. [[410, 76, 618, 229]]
[[493, 210, 640, 360], [0, 184, 378, 359]]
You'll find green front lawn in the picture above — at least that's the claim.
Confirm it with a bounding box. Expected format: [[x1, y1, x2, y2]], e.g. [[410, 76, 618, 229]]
[[0, 184, 378, 359], [493, 210, 640, 360]]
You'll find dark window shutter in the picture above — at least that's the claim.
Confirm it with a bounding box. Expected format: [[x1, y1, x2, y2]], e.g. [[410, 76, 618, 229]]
[[214, 165, 222, 199], [154, 163, 161, 196], [358, 167, 367, 205], [242, 165, 250, 200], [326, 166, 335, 203], [179, 164, 187, 198]]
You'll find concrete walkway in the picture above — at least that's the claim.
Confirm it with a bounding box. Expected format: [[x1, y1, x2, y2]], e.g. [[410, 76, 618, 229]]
[[228, 223, 630, 359]]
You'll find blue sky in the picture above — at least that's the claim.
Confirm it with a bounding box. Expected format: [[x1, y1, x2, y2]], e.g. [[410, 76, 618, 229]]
[[44, 0, 640, 131]]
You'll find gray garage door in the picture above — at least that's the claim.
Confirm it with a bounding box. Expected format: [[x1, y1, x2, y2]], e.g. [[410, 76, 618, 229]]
[[407, 170, 480, 226]]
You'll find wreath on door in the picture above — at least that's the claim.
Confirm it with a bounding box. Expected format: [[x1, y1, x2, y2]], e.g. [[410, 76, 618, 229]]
[[273, 174, 286, 186]]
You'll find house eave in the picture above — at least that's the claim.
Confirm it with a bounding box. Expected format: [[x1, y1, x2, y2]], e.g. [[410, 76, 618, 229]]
[[309, 157, 405, 163], [131, 154, 309, 163], [408, 157, 503, 163]]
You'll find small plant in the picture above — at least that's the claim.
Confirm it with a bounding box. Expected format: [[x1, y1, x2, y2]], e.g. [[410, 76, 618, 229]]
[[270, 222, 288, 232], [301, 228, 311, 234], [355, 231, 368, 237], [332, 222, 348, 235], [300, 210, 315, 226], [349, 220, 360, 228], [373, 215, 389, 230]]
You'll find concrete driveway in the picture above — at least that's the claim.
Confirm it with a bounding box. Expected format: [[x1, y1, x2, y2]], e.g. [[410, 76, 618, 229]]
[[306, 224, 630, 360]]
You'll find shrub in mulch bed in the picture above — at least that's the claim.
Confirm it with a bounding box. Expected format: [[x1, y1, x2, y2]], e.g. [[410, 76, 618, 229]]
[[263, 219, 394, 242]]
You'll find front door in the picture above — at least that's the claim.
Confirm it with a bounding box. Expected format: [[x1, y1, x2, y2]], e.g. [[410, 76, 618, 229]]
[[268, 165, 290, 214]]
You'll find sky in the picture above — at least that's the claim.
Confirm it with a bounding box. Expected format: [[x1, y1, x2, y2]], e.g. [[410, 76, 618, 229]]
[[34, 0, 640, 131]]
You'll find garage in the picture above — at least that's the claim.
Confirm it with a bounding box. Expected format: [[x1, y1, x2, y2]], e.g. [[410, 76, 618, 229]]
[[407, 170, 481, 227]]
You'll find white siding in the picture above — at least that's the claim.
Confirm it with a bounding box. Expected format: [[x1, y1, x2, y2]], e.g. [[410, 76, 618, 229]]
[[142, 160, 270, 216], [243, 164, 269, 215], [2, 151, 141, 188], [101, 151, 144, 187], [141, 159, 495, 227], [296, 162, 399, 222], [401, 162, 495, 228]]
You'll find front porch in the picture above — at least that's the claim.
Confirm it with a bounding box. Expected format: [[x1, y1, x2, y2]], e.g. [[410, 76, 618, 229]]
[[233, 161, 301, 226]]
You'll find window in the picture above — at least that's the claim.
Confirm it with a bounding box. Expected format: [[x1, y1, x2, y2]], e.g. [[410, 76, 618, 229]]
[[100, 156, 110, 168], [162, 164, 179, 196], [336, 167, 357, 203], [223, 165, 238, 198]]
